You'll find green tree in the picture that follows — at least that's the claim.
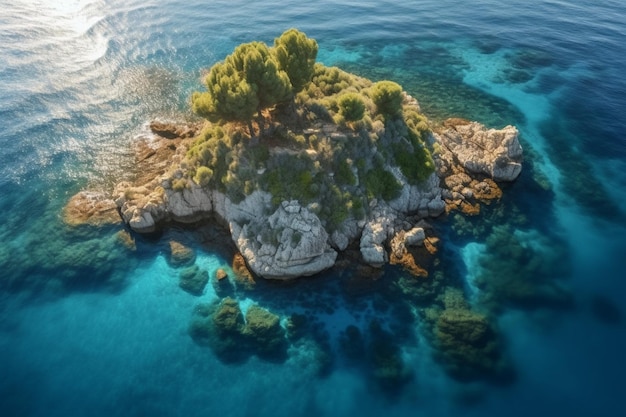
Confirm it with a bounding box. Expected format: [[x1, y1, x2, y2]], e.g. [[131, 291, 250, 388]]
[[192, 61, 259, 135], [273, 28, 318, 93], [192, 41, 292, 137], [230, 42, 292, 110], [337, 93, 365, 122], [370, 80, 404, 117]]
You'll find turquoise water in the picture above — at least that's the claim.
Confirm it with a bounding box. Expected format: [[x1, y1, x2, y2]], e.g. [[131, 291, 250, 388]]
[[1, 0, 625, 415]]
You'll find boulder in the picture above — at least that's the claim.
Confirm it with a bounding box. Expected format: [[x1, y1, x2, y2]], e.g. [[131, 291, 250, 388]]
[[149, 120, 199, 139], [169, 240, 195, 266], [437, 121, 522, 182], [231, 252, 255, 288], [360, 223, 388, 266], [404, 227, 425, 246], [234, 201, 337, 279], [359, 204, 395, 267], [215, 268, 228, 281]]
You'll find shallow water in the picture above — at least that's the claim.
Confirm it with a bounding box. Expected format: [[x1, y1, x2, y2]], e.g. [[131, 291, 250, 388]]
[[1, 1, 625, 416]]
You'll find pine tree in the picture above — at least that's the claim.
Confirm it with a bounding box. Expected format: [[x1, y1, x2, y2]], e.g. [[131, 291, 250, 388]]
[[273, 28, 318, 93]]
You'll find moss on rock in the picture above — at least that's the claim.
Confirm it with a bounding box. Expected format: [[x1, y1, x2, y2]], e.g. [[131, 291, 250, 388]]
[[168, 240, 196, 266], [189, 298, 287, 363], [431, 308, 512, 382], [178, 265, 208, 295], [243, 305, 287, 360]]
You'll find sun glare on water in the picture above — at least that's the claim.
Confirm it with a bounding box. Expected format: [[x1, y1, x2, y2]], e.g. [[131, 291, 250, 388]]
[[16, 0, 103, 35]]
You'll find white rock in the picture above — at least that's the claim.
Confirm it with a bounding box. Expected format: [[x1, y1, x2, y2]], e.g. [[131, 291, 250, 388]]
[[436, 122, 522, 181], [405, 227, 425, 246], [234, 201, 337, 279]]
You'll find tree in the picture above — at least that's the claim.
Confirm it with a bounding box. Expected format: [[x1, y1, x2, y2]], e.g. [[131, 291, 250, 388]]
[[370, 80, 404, 117], [229, 42, 292, 110], [337, 93, 366, 122], [273, 28, 318, 93], [192, 41, 292, 137]]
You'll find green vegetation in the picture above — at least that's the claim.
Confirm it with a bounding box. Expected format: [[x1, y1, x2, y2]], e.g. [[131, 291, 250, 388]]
[[273, 28, 318, 93], [193, 166, 213, 187], [183, 29, 436, 230], [337, 93, 366, 123], [364, 166, 402, 201], [370, 81, 403, 117], [192, 41, 292, 137]]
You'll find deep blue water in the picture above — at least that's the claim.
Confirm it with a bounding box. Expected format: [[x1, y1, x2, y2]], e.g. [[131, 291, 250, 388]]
[[1, 0, 625, 416]]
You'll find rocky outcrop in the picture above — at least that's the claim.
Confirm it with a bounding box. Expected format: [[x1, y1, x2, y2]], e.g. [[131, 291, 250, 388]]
[[113, 181, 214, 232], [63, 191, 121, 227], [168, 240, 195, 266], [433, 119, 521, 216], [388, 171, 445, 217], [359, 203, 395, 266], [65, 116, 522, 280], [149, 120, 199, 140], [436, 119, 522, 182], [232, 200, 338, 279]]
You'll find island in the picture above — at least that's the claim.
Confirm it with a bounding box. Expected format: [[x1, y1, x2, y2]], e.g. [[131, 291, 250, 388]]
[[63, 29, 524, 385], [66, 29, 522, 281]]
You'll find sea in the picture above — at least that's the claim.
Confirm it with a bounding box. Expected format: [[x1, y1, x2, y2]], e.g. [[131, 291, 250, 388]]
[[1, 1, 625, 416]]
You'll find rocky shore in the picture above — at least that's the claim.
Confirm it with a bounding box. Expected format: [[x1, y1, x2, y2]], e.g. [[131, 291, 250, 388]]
[[65, 115, 522, 280]]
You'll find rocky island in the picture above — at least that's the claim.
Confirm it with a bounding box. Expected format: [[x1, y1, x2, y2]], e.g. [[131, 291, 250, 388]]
[[63, 29, 525, 385], [66, 29, 522, 281]]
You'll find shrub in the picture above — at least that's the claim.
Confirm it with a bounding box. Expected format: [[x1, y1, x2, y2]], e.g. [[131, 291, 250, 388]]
[[365, 167, 401, 200], [172, 178, 188, 192], [370, 81, 403, 117], [335, 159, 356, 186], [337, 93, 366, 122], [393, 142, 435, 184], [193, 166, 214, 187], [273, 29, 318, 93]]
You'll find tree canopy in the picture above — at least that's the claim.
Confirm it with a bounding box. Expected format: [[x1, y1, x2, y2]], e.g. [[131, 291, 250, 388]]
[[273, 28, 318, 93], [192, 29, 319, 137], [191, 60, 259, 124], [192, 41, 292, 136]]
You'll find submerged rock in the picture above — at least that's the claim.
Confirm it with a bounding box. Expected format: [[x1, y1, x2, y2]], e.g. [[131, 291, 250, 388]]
[[474, 225, 573, 312], [168, 240, 195, 266], [63, 191, 121, 227], [368, 320, 413, 391], [178, 265, 208, 295], [243, 305, 287, 360], [189, 297, 246, 362], [189, 297, 287, 362], [432, 308, 512, 382]]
